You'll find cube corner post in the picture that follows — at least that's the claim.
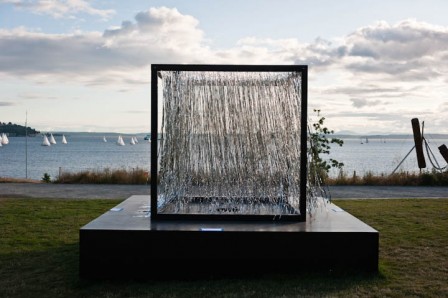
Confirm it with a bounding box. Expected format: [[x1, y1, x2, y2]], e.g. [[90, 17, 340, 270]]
[[150, 64, 308, 221]]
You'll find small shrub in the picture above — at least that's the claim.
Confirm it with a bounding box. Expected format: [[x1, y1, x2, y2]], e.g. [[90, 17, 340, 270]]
[[421, 172, 436, 185], [309, 109, 344, 184], [361, 171, 373, 185], [41, 173, 51, 183], [332, 169, 350, 185], [327, 169, 448, 186], [55, 168, 150, 184]]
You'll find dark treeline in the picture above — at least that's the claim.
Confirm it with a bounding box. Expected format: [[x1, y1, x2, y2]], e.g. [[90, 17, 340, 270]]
[[0, 122, 40, 136]]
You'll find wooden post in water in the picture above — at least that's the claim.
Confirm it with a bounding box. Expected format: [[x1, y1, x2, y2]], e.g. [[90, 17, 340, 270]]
[[411, 118, 426, 169]]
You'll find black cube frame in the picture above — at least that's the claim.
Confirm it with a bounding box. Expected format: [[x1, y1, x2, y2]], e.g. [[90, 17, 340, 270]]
[[151, 64, 308, 221]]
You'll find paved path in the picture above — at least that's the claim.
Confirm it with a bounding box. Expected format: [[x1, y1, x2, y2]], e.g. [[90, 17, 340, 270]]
[[0, 183, 151, 199], [0, 183, 447, 199]]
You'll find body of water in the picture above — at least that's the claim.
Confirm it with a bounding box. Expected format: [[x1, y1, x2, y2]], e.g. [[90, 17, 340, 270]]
[[1, 134, 447, 180], [0, 134, 151, 180], [328, 136, 448, 177]]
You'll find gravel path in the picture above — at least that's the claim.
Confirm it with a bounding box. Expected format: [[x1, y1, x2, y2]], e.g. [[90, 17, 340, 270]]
[[0, 183, 447, 199]]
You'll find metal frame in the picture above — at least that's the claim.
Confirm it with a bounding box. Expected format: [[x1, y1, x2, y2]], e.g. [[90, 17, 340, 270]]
[[151, 64, 308, 221]]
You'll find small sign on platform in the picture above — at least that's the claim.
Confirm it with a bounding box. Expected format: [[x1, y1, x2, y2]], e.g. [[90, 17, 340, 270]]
[[200, 228, 224, 232]]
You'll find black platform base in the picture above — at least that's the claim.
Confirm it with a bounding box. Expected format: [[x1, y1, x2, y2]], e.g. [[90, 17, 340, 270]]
[[80, 195, 379, 279]]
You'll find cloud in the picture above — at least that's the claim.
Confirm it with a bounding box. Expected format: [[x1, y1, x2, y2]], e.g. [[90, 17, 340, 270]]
[[0, 7, 211, 84], [328, 111, 406, 120], [323, 85, 424, 101], [2, 0, 115, 19], [235, 37, 339, 68], [293, 38, 346, 68], [342, 19, 448, 80], [102, 7, 206, 60], [0, 28, 109, 77], [325, 85, 403, 95], [1, 8, 448, 113], [347, 20, 448, 60], [1, 8, 448, 133], [18, 93, 57, 100], [0, 101, 14, 106], [350, 98, 383, 108]]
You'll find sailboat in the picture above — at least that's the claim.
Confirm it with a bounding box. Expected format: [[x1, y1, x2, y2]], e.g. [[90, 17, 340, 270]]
[[61, 135, 67, 144], [49, 133, 57, 145], [1, 133, 8, 145], [103, 136, 107, 142], [42, 134, 51, 146], [130, 137, 136, 145], [116, 135, 125, 146], [144, 135, 151, 143], [133, 137, 138, 144]]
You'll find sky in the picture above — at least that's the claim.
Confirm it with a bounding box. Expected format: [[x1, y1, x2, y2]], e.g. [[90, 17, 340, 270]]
[[1, 0, 448, 134]]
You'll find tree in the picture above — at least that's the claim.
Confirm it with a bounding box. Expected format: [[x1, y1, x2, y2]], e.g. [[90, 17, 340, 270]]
[[309, 109, 344, 182]]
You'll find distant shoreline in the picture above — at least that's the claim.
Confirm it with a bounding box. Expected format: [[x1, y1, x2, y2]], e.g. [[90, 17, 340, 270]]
[[6, 132, 448, 139], [333, 133, 448, 139]]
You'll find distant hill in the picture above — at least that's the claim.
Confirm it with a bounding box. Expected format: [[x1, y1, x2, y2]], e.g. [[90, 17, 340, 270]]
[[0, 122, 40, 136]]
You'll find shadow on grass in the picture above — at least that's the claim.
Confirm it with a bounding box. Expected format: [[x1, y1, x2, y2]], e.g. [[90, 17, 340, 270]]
[[0, 243, 385, 298]]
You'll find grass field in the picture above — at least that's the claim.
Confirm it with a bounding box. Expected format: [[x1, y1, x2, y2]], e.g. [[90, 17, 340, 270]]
[[0, 198, 447, 297]]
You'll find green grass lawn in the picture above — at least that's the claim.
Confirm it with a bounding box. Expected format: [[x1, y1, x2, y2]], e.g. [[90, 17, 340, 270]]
[[0, 198, 447, 297]]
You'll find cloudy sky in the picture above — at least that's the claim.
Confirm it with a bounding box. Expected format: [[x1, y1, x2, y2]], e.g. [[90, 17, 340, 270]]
[[1, 0, 448, 134]]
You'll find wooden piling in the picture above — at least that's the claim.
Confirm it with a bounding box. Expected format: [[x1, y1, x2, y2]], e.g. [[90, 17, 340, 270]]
[[439, 144, 448, 164], [411, 118, 426, 169]]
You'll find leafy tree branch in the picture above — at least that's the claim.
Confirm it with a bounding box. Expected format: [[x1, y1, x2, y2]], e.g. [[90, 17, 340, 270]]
[[309, 109, 344, 182]]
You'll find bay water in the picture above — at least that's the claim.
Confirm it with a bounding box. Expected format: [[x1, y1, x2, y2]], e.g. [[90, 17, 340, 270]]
[[1, 134, 447, 181], [0, 134, 151, 181]]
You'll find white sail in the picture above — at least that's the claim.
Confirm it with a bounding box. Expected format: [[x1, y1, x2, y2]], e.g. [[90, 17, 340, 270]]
[[103, 136, 107, 142], [42, 135, 51, 146], [61, 135, 67, 144], [117, 135, 125, 146], [134, 137, 138, 144], [130, 137, 136, 145], [1, 133, 8, 145], [49, 133, 56, 144]]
